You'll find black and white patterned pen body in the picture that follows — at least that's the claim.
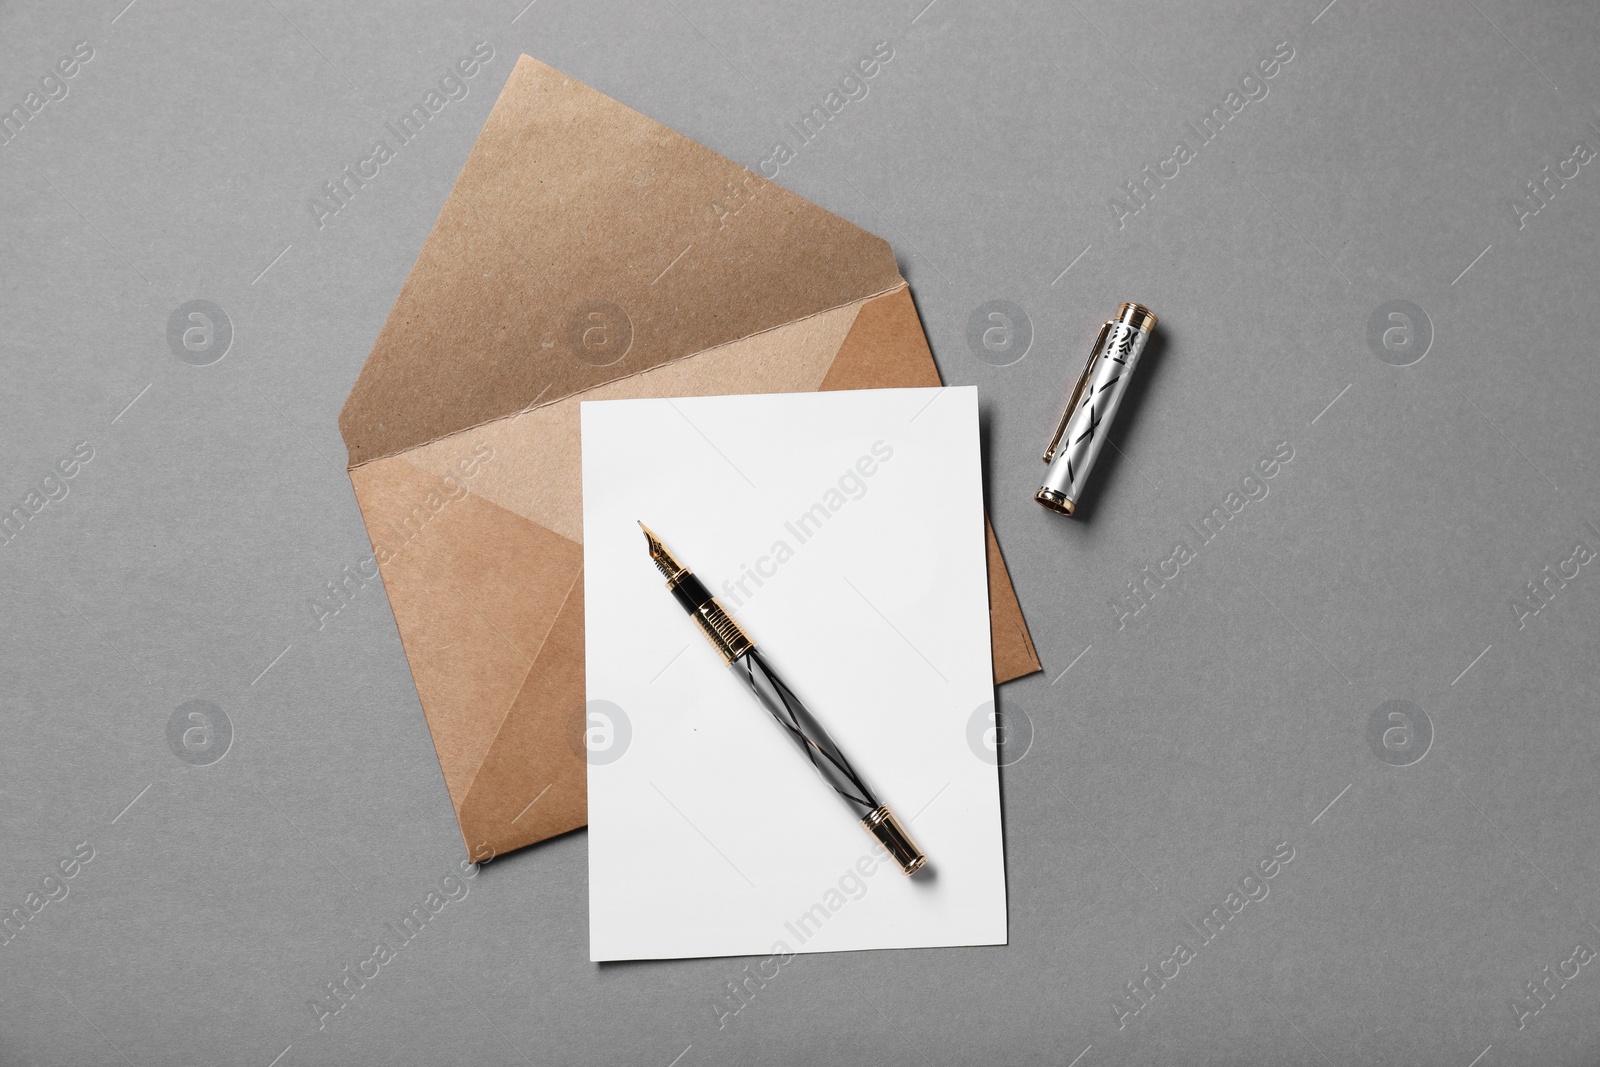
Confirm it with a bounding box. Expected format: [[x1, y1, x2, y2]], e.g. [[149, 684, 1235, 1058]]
[[639, 524, 927, 875]]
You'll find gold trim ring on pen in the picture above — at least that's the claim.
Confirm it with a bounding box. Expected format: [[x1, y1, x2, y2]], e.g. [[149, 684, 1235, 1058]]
[[1115, 302, 1158, 334]]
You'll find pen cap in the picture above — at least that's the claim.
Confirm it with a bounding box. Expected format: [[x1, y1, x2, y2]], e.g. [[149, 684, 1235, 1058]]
[[1035, 302, 1157, 516]]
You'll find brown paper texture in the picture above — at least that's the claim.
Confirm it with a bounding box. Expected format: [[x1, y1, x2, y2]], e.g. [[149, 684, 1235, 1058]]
[[339, 55, 1040, 861]]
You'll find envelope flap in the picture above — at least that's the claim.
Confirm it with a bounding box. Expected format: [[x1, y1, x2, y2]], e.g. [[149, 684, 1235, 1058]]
[[346, 452, 584, 806], [340, 54, 903, 467]]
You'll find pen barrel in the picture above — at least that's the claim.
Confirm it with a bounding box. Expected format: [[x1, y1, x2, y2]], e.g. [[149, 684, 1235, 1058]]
[[1036, 303, 1156, 516], [729, 648, 927, 875], [731, 648, 877, 819]]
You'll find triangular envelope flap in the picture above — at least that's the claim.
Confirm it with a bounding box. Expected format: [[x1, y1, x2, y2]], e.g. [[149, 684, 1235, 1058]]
[[340, 54, 903, 468], [456, 570, 590, 858], [347, 453, 584, 806]]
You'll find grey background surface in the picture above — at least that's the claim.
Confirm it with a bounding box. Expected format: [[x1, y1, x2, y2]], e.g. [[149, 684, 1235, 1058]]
[[2, 0, 1598, 1063]]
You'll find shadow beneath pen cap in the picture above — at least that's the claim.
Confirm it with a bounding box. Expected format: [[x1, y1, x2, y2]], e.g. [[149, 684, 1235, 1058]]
[[1059, 321, 1169, 526]]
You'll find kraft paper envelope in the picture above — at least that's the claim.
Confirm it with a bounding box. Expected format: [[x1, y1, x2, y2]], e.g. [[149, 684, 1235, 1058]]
[[338, 54, 1040, 862]]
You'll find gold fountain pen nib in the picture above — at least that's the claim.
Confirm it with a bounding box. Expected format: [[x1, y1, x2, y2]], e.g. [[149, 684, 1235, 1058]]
[[639, 522, 754, 662], [638, 521, 684, 582]]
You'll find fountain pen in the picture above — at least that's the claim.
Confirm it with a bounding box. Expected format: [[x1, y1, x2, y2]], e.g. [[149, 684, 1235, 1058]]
[[639, 523, 927, 875]]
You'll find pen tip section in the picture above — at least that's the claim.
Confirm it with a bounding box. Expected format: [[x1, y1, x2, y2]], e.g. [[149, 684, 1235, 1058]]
[[638, 522, 680, 580], [638, 521, 661, 554]]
